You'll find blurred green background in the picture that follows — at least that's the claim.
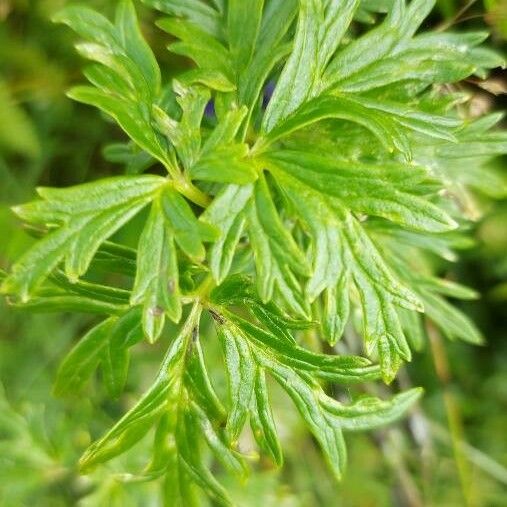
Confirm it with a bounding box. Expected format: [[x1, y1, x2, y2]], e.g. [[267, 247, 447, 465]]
[[0, 1, 506, 506]]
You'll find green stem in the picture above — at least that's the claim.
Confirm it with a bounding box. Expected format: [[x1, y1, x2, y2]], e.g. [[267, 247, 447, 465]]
[[173, 177, 211, 208], [163, 158, 211, 208], [427, 322, 476, 507]]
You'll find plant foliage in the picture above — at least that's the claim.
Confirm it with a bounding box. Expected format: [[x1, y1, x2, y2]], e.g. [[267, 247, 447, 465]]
[[1, 0, 506, 505]]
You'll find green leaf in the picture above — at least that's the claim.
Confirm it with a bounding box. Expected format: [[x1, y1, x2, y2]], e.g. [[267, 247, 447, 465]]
[[158, 18, 234, 81], [322, 0, 404, 87], [161, 186, 212, 262], [335, 50, 475, 93], [185, 337, 226, 424], [226, 313, 380, 384], [261, 93, 460, 158], [355, 270, 412, 383], [218, 322, 256, 444], [153, 83, 210, 170], [266, 150, 457, 233], [176, 403, 233, 506], [10, 292, 128, 315], [421, 289, 484, 345], [247, 174, 310, 316], [263, 357, 421, 479], [265, 153, 424, 306], [64, 199, 148, 280], [201, 184, 253, 283], [261, 0, 322, 132], [237, 0, 296, 114], [262, 0, 359, 132], [264, 360, 347, 481], [400, 31, 505, 79], [202, 106, 248, 152], [101, 307, 144, 398], [2, 176, 163, 299], [227, 0, 264, 72], [189, 144, 258, 184], [319, 387, 423, 431], [54, 318, 116, 397], [24, 175, 164, 220], [176, 68, 236, 92], [142, 0, 222, 37], [57, 2, 172, 170], [79, 304, 200, 470], [250, 366, 283, 466], [131, 197, 181, 342], [399, 308, 425, 352], [23, 271, 131, 314], [261, 94, 409, 155], [53, 6, 118, 48], [322, 270, 350, 345], [190, 401, 246, 477], [210, 274, 313, 342], [1, 223, 86, 302], [260, 154, 425, 377], [79, 86, 174, 168], [115, 0, 161, 97]]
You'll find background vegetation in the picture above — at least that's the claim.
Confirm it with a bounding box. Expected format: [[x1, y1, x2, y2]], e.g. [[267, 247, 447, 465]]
[[0, 1, 506, 505]]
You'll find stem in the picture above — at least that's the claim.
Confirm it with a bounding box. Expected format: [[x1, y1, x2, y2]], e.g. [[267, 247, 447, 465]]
[[429, 420, 507, 486], [172, 176, 211, 208], [398, 369, 435, 506], [437, 0, 479, 31], [181, 275, 216, 306], [377, 428, 424, 507], [163, 158, 211, 208], [195, 274, 215, 299], [427, 322, 476, 507]]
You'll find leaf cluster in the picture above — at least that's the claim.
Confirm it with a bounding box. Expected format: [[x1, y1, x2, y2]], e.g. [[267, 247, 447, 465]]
[[1, 0, 506, 504]]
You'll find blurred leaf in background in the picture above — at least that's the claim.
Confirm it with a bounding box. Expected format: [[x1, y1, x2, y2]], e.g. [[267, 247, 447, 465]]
[[0, 1, 506, 506], [485, 0, 507, 39]]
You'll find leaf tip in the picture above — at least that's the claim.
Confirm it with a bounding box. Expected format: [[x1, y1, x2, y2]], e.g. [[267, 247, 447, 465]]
[[10, 205, 24, 218]]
